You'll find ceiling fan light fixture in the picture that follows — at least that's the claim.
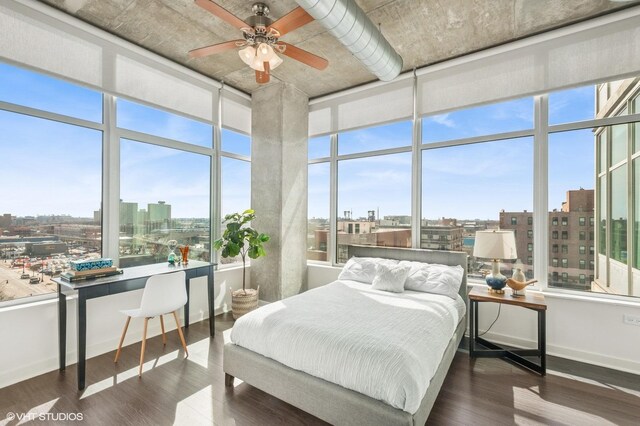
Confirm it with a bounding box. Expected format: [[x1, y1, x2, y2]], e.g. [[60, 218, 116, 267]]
[[269, 53, 283, 70], [251, 55, 265, 72]]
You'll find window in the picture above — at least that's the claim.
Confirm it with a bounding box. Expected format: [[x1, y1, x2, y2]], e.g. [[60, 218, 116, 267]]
[[119, 140, 210, 267], [579, 274, 586, 284], [552, 244, 559, 253], [561, 231, 569, 240], [422, 137, 533, 278], [549, 85, 595, 125], [221, 156, 251, 265], [221, 128, 251, 156], [0, 110, 102, 302], [552, 258, 558, 267], [528, 216, 533, 226], [579, 245, 586, 255], [562, 258, 568, 268], [0, 62, 102, 122], [309, 135, 330, 159], [308, 162, 330, 261], [339, 121, 411, 155], [589, 246, 595, 255], [118, 99, 212, 147], [511, 217, 518, 225], [552, 231, 559, 239], [562, 272, 568, 282], [561, 217, 568, 226], [590, 260, 595, 270], [579, 231, 586, 240], [527, 243, 533, 252], [610, 165, 627, 264], [579, 217, 586, 226], [579, 259, 586, 269], [422, 97, 533, 144], [590, 217, 594, 226], [552, 217, 558, 226], [527, 229, 533, 239], [527, 256, 533, 265], [562, 245, 568, 254], [338, 152, 411, 262]]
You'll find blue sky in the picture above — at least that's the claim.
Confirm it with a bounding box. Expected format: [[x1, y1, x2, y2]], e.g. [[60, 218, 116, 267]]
[[0, 61, 601, 222]]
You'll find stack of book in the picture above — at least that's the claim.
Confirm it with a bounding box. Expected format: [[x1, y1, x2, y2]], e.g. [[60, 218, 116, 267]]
[[61, 258, 123, 282]]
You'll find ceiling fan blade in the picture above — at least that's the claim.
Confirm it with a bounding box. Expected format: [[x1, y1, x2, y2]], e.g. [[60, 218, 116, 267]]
[[195, 0, 247, 30], [189, 39, 244, 58], [269, 7, 314, 37], [256, 62, 270, 84], [278, 42, 328, 70]]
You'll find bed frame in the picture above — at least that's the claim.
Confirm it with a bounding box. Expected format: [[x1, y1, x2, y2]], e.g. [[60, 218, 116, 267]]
[[223, 245, 468, 426]]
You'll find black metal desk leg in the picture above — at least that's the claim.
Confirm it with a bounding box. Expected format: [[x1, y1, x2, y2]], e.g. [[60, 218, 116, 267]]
[[469, 300, 476, 355], [207, 267, 215, 337], [77, 290, 87, 390], [539, 310, 546, 376], [184, 278, 190, 329], [58, 284, 66, 371]]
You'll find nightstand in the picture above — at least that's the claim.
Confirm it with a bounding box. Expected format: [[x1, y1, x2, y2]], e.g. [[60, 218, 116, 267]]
[[468, 286, 547, 375]]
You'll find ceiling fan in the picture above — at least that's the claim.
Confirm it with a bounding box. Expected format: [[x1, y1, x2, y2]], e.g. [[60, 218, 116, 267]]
[[189, 0, 329, 84]]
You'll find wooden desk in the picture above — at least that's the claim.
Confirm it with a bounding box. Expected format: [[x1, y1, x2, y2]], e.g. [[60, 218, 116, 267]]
[[468, 286, 547, 375], [54, 261, 215, 390]]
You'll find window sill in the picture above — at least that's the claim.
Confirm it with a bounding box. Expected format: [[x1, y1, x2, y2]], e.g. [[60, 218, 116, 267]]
[[0, 292, 60, 313]]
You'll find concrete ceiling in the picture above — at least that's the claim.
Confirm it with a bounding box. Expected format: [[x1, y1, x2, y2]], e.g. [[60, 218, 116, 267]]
[[40, 0, 640, 98]]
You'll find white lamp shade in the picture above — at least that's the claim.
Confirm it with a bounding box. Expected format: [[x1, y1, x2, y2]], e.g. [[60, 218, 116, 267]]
[[256, 43, 276, 61], [473, 230, 517, 260], [238, 46, 256, 67], [269, 53, 283, 70]]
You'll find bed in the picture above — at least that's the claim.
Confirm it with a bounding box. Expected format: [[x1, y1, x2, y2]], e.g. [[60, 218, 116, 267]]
[[223, 245, 468, 426]]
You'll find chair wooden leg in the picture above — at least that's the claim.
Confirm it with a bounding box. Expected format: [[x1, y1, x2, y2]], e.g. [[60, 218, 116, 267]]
[[172, 311, 189, 357], [114, 316, 131, 363], [139, 317, 149, 377], [159, 315, 166, 346]]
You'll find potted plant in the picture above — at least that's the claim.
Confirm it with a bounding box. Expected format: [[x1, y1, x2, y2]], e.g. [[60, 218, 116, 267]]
[[214, 209, 270, 319]]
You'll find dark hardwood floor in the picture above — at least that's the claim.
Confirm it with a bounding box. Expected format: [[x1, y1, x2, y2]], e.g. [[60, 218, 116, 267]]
[[1, 314, 639, 425]]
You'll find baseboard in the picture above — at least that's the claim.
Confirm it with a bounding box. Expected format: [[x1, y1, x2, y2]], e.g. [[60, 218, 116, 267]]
[[0, 308, 225, 389], [481, 330, 640, 376]]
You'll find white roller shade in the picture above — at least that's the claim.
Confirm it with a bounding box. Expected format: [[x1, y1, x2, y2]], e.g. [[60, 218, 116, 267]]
[[0, 0, 251, 127], [309, 77, 413, 136], [417, 7, 640, 116], [222, 91, 252, 135]]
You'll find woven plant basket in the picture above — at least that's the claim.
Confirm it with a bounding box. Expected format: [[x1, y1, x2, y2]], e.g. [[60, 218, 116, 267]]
[[231, 286, 259, 320]]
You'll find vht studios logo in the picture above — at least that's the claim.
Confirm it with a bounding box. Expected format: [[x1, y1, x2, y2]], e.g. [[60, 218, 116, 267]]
[[5, 411, 84, 421]]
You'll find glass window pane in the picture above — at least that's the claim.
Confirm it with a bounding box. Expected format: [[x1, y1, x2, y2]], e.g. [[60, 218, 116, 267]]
[[422, 137, 533, 282], [337, 152, 412, 262], [548, 129, 594, 290], [634, 96, 640, 153], [422, 97, 533, 144], [220, 157, 251, 266], [611, 123, 628, 166], [120, 140, 210, 267], [634, 157, 640, 269], [308, 162, 330, 261], [0, 111, 102, 302], [309, 135, 330, 159], [221, 128, 250, 156], [611, 165, 627, 264], [598, 176, 606, 255], [0, 62, 102, 122], [549, 85, 595, 125], [598, 132, 607, 174], [117, 99, 212, 147], [339, 121, 411, 155]]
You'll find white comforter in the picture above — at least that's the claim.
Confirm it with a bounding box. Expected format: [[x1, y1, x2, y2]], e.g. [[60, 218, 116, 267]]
[[230, 280, 466, 414]]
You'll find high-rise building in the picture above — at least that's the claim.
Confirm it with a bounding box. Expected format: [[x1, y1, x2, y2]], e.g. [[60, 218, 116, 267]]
[[500, 189, 595, 289], [148, 201, 171, 223], [119, 201, 139, 227], [0, 213, 12, 228]]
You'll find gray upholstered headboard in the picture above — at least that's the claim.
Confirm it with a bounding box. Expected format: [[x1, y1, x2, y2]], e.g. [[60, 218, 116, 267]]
[[347, 245, 468, 305]]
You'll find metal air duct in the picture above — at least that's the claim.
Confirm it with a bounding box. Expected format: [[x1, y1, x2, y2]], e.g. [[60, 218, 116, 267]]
[[295, 0, 403, 81]]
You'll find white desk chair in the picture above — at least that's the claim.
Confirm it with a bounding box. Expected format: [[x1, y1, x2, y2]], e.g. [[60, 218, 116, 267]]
[[114, 270, 189, 376]]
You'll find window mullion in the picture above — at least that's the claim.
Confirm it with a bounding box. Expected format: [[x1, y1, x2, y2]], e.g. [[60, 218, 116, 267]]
[[534, 95, 549, 289]]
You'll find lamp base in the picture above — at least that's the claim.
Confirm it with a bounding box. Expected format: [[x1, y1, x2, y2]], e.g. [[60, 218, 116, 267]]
[[485, 269, 507, 293], [488, 288, 505, 294]]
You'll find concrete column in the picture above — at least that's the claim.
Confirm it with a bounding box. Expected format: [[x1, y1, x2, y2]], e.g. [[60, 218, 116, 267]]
[[250, 82, 308, 302]]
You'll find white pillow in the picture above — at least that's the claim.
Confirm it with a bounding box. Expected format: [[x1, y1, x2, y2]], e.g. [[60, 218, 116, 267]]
[[400, 260, 464, 299], [338, 257, 398, 284], [371, 262, 411, 293]]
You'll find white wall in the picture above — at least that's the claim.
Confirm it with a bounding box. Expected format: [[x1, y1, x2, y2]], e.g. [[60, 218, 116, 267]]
[[0, 266, 248, 388], [308, 264, 640, 375]]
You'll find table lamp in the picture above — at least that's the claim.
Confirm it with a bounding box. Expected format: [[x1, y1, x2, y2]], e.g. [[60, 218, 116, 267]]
[[473, 230, 518, 294]]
